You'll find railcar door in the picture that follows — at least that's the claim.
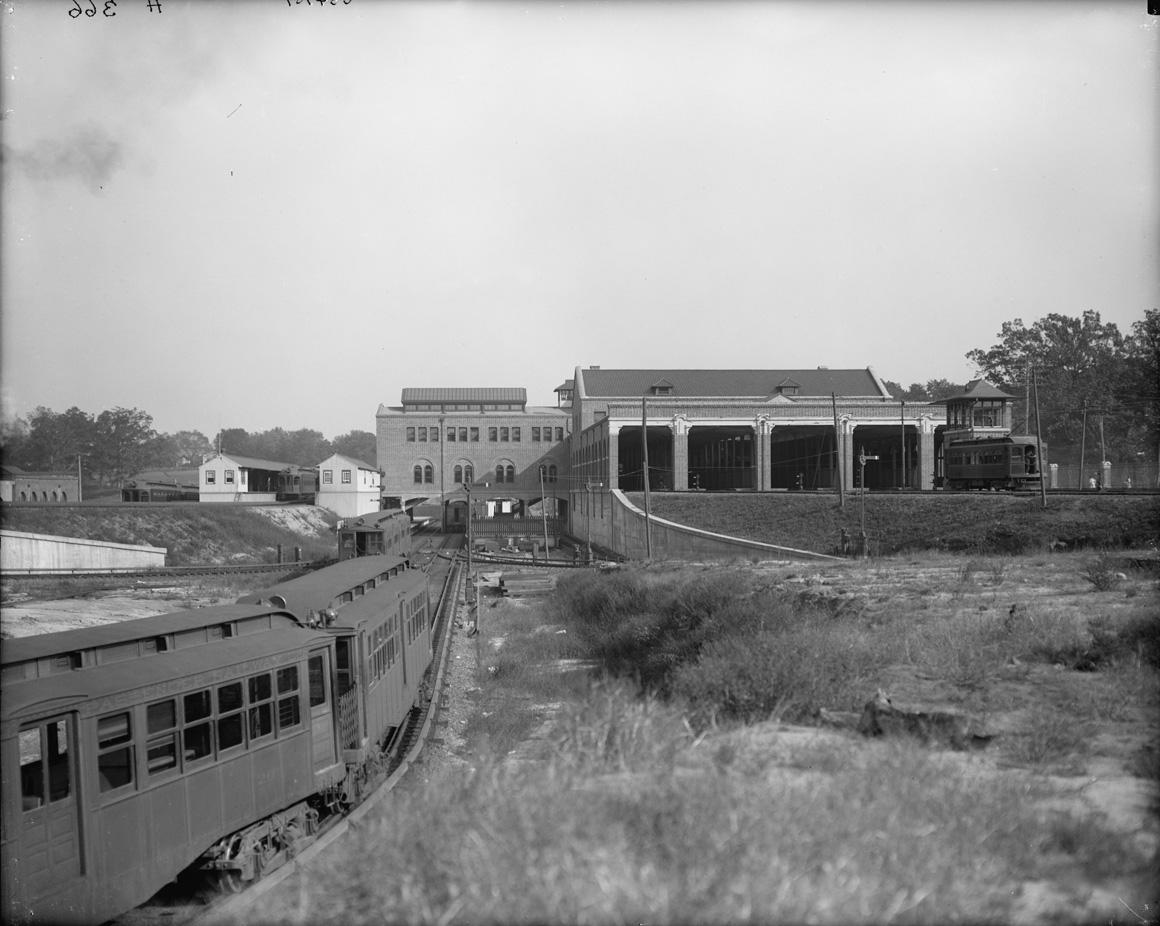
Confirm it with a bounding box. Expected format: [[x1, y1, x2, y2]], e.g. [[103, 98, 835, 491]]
[[14, 717, 82, 898], [308, 651, 337, 772]]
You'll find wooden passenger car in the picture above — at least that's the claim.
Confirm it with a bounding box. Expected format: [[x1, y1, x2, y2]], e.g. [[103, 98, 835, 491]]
[[944, 436, 1046, 491], [1, 605, 341, 925], [336, 510, 413, 560], [242, 555, 432, 765]]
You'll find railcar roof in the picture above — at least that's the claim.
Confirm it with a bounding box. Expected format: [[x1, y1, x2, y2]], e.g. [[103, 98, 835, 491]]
[[0, 604, 301, 667], [2, 625, 333, 722], [323, 569, 429, 631], [237, 555, 411, 612]]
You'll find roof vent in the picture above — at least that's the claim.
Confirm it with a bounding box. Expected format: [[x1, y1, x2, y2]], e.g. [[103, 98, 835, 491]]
[[817, 366, 828, 369]]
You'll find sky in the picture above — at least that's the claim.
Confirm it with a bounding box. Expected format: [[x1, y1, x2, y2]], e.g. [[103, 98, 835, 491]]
[[2, 0, 1157, 439]]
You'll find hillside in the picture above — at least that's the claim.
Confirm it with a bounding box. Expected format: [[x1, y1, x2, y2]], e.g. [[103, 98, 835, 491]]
[[635, 492, 1160, 555], [0, 505, 339, 566]]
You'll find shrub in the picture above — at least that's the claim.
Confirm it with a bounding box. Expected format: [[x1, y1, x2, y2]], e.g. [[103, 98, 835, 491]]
[[1081, 554, 1123, 592]]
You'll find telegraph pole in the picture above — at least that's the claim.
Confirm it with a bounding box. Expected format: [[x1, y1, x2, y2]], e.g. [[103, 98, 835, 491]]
[[642, 397, 652, 560], [1032, 368, 1047, 508], [859, 447, 879, 556], [832, 393, 845, 508]]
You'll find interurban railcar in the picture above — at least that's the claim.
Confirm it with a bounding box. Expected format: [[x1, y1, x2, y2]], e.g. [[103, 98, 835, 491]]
[[944, 435, 1046, 491], [2, 557, 433, 924]]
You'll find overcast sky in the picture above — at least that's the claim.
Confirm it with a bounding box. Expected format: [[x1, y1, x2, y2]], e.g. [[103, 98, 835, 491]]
[[2, 0, 1156, 438]]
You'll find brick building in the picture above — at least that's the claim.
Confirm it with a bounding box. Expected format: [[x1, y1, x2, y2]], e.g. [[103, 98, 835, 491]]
[[376, 388, 571, 527]]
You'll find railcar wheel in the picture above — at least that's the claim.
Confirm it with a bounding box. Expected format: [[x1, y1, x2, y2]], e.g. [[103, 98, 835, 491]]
[[213, 834, 248, 894]]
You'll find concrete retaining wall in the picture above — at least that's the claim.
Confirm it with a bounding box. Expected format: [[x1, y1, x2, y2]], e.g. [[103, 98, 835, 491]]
[[1, 530, 167, 572], [571, 489, 839, 563]]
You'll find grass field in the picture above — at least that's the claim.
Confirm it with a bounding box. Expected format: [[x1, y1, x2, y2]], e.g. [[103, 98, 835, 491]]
[[0, 504, 338, 566], [636, 491, 1160, 555], [266, 551, 1160, 925]]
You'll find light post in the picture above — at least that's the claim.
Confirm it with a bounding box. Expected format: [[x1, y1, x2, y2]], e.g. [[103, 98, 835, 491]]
[[584, 481, 602, 563], [859, 447, 879, 557]]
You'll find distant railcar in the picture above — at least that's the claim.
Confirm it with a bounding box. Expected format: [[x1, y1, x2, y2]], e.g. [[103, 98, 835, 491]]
[[336, 509, 413, 560], [276, 467, 318, 502], [944, 435, 1046, 490]]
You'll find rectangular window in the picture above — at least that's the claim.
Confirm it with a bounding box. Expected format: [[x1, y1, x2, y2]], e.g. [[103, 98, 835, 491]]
[[512, 427, 521, 442], [98, 712, 134, 793], [500, 427, 509, 442], [206, 470, 216, 484], [217, 682, 245, 752], [342, 470, 352, 484], [146, 700, 178, 776], [183, 690, 213, 763], [323, 470, 333, 484], [470, 427, 479, 442], [447, 428, 456, 442], [417, 427, 427, 441], [406, 427, 416, 442], [430, 428, 439, 442], [489, 427, 498, 442], [532, 427, 540, 442], [248, 673, 274, 741], [308, 656, 326, 707], [224, 469, 235, 484], [276, 665, 301, 730], [556, 428, 564, 441], [459, 427, 468, 442]]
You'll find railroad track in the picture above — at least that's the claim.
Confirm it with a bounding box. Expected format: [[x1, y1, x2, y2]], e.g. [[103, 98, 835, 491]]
[[119, 540, 466, 926]]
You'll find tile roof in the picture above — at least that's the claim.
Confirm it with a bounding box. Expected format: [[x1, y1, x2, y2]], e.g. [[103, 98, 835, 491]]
[[578, 368, 888, 398], [402, 388, 526, 404]]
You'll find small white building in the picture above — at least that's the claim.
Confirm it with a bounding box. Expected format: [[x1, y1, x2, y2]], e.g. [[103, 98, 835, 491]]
[[316, 453, 382, 517], [199, 453, 288, 503]]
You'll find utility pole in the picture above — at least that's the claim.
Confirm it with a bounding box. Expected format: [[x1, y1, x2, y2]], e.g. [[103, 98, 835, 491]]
[[641, 397, 652, 560], [1079, 401, 1087, 489], [584, 481, 602, 563], [76, 454, 84, 504], [1032, 368, 1047, 508], [831, 393, 845, 508], [900, 400, 907, 489], [438, 416, 446, 533], [539, 466, 550, 560], [859, 447, 879, 556]]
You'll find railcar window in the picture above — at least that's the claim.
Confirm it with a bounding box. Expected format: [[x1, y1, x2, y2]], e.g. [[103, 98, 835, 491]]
[[183, 691, 214, 762], [277, 666, 301, 730], [97, 712, 134, 793], [146, 700, 178, 775], [309, 656, 327, 707], [217, 682, 245, 752], [248, 672, 274, 741]]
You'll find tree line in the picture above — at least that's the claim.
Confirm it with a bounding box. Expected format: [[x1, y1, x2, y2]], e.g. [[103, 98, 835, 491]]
[[2, 310, 1156, 485], [0, 408, 377, 489]]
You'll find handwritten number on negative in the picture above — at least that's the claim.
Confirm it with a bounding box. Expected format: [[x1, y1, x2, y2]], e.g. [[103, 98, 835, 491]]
[[286, 0, 353, 6], [69, 0, 117, 16]]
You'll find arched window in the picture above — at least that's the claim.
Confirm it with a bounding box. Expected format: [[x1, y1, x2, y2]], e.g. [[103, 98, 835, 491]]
[[505, 465, 515, 483], [42, 492, 49, 502], [19, 491, 26, 501], [464, 464, 473, 484], [413, 465, 423, 484], [424, 465, 434, 484], [495, 465, 505, 484], [60, 492, 67, 502], [453, 465, 463, 484]]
